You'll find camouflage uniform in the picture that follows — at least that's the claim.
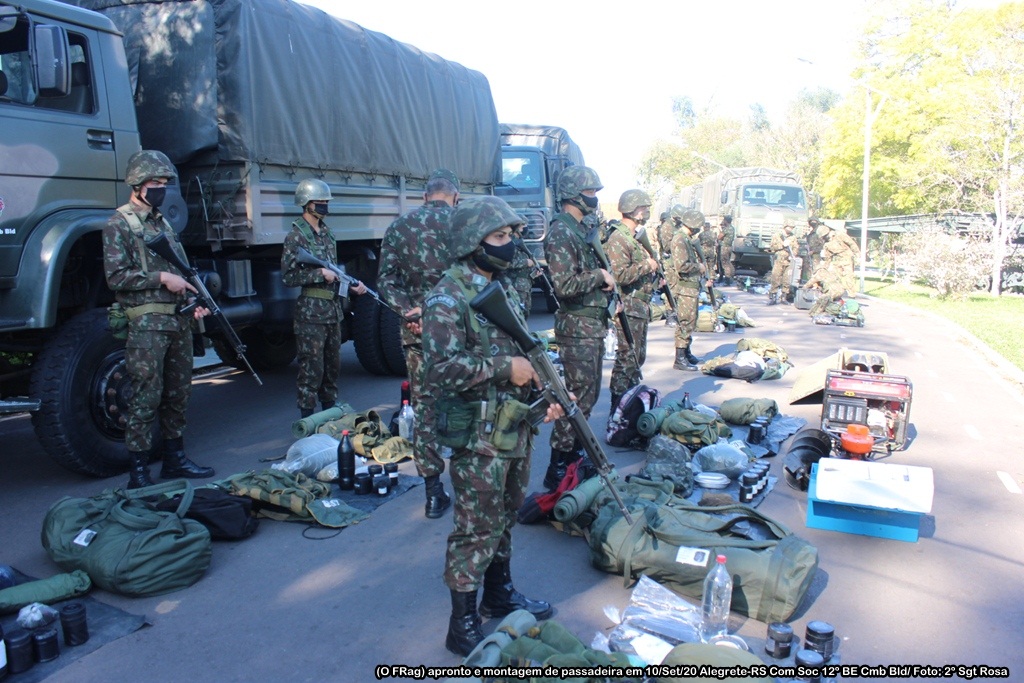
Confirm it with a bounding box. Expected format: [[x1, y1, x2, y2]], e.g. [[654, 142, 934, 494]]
[[669, 226, 702, 350], [605, 219, 655, 396], [281, 217, 343, 412], [698, 226, 719, 282], [500, 243, 535, 318], [377, 198, 454, 480], [656, 216, 678, 288], [824, 229, 858, 295], [103, 204, 194, 453], [805, 266, 843, 317], [719, 219, 736, 282], [805, 224, 827, 281], [767, 228, 798, 301]]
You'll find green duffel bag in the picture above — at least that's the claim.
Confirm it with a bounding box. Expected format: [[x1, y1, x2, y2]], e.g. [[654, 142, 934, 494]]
[[587, 479, 818, 623], [42, 480, 212, 597]]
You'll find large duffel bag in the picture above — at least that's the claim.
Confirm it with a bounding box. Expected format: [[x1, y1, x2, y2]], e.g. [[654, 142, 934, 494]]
[[587, 479, 818, 623]]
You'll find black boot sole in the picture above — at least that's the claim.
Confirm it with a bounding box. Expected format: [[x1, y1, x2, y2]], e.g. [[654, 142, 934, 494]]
[[425, 492, 451, 519]]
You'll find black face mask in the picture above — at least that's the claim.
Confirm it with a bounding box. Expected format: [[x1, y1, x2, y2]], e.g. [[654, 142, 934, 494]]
[[143, 186, 166, 209], [581, 194, 599, 209], [472, 241, 516, 272], [311, 202, 330, 217]]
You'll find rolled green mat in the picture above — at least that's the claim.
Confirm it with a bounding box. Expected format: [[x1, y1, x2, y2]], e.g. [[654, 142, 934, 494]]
[[0, 570, 91, 614], [637, 407, 670, 437], [291, 406, 346, 439], [553, 471, 613, 523]]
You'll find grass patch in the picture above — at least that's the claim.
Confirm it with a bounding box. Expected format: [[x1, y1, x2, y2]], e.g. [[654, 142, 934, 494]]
[[864, 278, 1024, 373]]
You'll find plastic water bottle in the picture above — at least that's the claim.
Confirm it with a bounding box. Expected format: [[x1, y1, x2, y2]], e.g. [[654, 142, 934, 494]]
[[398, 400, 415, 440], [701, 554, 733, 642], [603, 326, 616, 360]]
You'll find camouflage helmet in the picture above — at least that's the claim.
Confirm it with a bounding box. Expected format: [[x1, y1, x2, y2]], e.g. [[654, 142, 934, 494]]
[[680, 209, 705, 230], [125, 150, 177, 186], [428, 168, 461, 193], [295, 178, 332, 207], [618, 189, 652, 214], [808, 217, 821, 227], [449, 196, 524, 260], [557, 165, 603, 202], [668, 204, 687, 221]]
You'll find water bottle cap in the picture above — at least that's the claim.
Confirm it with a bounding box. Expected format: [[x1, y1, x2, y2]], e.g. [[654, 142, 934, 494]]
[[342, 429, 350, 435], [403, 400, 409, 405], [716, 554, 727, 563]]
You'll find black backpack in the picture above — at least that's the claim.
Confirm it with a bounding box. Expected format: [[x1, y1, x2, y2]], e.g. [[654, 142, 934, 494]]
[[606, 384, 661, 447], [155, 488, 259, 541]]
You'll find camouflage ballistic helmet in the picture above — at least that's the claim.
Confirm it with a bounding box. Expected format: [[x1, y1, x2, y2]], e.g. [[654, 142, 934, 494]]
[[680, 209, 705, 230], [668, 204, 687, 221], [295, 178, 332, 207], [125, 150, 177, 186], [618, 189, 652, 214], [782, 220, 795, 230], [557, 165, 603, 202], [428, 168, 461, 193], [449, 196, 524, 260]]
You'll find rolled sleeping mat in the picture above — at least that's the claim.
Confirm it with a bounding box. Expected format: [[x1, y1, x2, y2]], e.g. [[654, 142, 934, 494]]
[[552, 471, 613, 523], [291, 406, 347, 439]]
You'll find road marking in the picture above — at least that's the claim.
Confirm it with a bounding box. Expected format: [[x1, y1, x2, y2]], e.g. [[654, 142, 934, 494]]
[[963, 424, 983, 440], [942, 391, 955, 403], [996, 471, 1022, 494]]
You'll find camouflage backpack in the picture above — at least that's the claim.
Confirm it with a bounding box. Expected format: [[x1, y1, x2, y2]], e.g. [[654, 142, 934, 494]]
[[735, 337, 789, 364]]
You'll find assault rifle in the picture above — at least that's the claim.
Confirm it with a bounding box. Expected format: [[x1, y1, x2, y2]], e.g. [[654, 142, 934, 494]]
[[513, 237, 558, 311], [635, 228, 677, 312], [583, 226, 636, 356], [470, 281, 634, 525], [692, 237, 717, 309], [295, 248, 405, 318], [146, 232, 262, 386]]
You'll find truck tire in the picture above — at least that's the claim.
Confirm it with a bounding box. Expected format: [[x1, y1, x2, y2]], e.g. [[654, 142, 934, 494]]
[[380, 307, 407, 376], [30, 308, 130, 477], [214, 327, 296, 371], [352, 294, 390, 375]]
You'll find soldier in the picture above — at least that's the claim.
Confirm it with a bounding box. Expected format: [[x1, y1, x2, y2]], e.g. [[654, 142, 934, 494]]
[[670, 209, 706, 371], [377, 169, 459, 519], [823, 226, 859, 296], [804, 265, 844, 318], [422, 196, 562, 656], [501, 225, 537, 318], [605, 190, 659, 408], [541, 165, 616, 490], [656, 205, 686, 327], [102, 150, 215, 488], [805, 217, 827, 279], [281, 179, 367, 419], [718, 215, 736, 285], [698, 220, 719, 283], [767, 222, 798, 305]]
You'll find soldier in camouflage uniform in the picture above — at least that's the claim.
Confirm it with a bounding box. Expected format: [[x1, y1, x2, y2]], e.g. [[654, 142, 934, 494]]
[[823, 226, 859, 296], [542, 166, 616, 490], [767, 222, 798, 305], [501, 226, 537, 318], [804, 265, 844, 317], [103, 150, 215, 488], [378, 169, 459, 519], [805, 217, 827, 281], [422, 196, 562, 656], [698, 221, 719, 283], [670, 208, 706, 371], [656, 206, 684, 327], [281, 179, 367, 418], [605, 189, 659, 407], [718, 215, 736, 285]]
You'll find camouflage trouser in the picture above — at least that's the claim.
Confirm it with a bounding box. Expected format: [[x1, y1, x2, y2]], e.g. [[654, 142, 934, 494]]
[[720, 246, 734, 279], [808, 290, 840, 317], [672, 284, 699, 349], [549, 336, 603, 452], [294, 319, 341, 411], [803, 254, 821, 283], [125, 318, 193, 452], [839, 262, 856, 295], [444, 447, 529, 591], [769, 257, 791, 297], [702, 247, 718, 281], [610, 314, 648, 397], [404, 344, 444, 478]]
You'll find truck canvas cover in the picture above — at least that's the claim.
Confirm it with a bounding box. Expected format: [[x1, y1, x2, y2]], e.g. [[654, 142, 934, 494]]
[[72, 0, 500, 185], [499, 123, 585, 166]]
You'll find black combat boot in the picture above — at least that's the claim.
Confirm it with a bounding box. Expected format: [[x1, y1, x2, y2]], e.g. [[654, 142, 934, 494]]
[[424, 474, 451, 519], [299, 407, 315, 418], [479, 558, 553, 620], [609, 393, 622, 413], [445, 589, 484, 657], [684, 345, 701, 366], [673, 347, 697, 371], [159, 437, 215, 479], [767, 292, 779, 306], [543, 449, 577, 491], [127, 451, 154, 489], [321, 401, 335, 412]]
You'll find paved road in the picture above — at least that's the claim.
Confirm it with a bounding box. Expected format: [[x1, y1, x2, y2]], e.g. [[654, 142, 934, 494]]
[[1, 286, 1022, 682]]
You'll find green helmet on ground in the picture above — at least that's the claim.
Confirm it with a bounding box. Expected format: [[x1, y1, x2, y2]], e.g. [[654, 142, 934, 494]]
[[618, 189, 652, 214], [557, 165, 603, 202], [125, 150, 177, 186], [449, 196, 524, 260], [680, 209, 705, 230], [295, 178, 332, 207]]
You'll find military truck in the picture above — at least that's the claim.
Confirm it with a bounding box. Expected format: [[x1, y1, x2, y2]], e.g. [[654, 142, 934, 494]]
[[0, 0, 500, 475], [693, 167, 812, 274], [495, 124, 584, 310]]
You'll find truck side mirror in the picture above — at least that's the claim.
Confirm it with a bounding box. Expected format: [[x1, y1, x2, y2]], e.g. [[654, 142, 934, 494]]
[[0, 6, 20, 34], [32, 23, 71, 98], [720, 190, 727, 205]]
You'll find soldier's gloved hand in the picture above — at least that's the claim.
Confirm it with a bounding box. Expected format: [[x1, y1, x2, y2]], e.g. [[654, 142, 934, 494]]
[[160, 271, 196, 295]]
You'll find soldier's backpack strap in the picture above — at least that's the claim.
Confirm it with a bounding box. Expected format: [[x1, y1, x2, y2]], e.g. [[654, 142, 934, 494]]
[[116, 205, 150, 274]]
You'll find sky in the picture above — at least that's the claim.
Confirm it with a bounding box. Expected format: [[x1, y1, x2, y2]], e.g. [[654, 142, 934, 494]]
[[294, 0, 986, 202]]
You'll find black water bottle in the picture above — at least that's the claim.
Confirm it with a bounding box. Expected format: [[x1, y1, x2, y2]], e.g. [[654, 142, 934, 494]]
[[337, 429, 355, 491]]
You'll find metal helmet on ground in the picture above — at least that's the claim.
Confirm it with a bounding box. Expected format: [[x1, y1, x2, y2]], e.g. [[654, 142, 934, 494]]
[[294, 178, 332, 207], [557, 165, 603, 202], [449, 196, 524, 260], [680, 209, 705, 230], [618, 189, 652, 215], [125, 150, 177, 186]]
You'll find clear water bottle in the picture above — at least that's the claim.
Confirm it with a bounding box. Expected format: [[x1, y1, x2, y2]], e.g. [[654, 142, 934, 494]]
[[701, 554, 733, 642], [398, 400, 415, 440], [603, 326, 617, 360]]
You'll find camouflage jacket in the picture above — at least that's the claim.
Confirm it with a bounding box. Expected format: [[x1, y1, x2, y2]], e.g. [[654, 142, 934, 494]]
[[806, 266, 841, 295], [670, 229, 702, 284], [698, 228, 718, 256], [720, 224, 736, 247], [544, 212, 609, 339], [422, 262, 529, 458], [823, 233, 856, 263], [281, 217, 342, 324], [377, 199, 454, 345], [806, 230, 826, 258], [656, 218, 675, 261], [768, 232, 798, 262], [499, 244, 534, 316], [103, 203, 190, 332], [605, 220, 655, 319]]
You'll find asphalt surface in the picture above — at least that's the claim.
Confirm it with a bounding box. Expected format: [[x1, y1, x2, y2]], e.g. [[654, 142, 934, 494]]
[[1, 285, 1022, 682]]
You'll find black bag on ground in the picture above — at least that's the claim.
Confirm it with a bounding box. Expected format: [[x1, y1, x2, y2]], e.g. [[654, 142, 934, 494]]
[[606, 384, 660, 447], [155, 488, 259, 540]]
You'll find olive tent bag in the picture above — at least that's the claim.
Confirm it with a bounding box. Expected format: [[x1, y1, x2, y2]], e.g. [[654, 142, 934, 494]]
[[41, 480, 212, 597]]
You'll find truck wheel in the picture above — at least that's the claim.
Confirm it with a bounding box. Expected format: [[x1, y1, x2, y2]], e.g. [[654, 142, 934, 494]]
[[30, 308, 130, 477], [215, 327, 296, 370], [352, 294, 390, 375], [380, 308, 407, 376]]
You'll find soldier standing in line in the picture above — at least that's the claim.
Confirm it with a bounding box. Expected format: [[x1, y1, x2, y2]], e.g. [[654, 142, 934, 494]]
[[657, 206, 685, 327], [670, 209, 706, 371], [698, 220, 719, 283], [605, 190, 659, 409], [502, 225, 537, 318], [281, 179, 367, 419], [102, 150, 215, 488], [377, 169, 460, 518], [541, 166, 616, 490], [767, 221, 798, 305], [718, 215, 736, 286], [805, 217, 827, 283], [422, 196, 562, 656]]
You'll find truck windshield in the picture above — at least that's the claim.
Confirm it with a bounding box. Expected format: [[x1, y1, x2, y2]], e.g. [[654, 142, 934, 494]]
[[500, 152, 542, 192], [742, 185, 806, 209]]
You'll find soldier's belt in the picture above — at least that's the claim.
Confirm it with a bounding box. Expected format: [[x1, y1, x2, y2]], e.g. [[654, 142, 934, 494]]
[[676, 280, 700, 290], [562, 303, 607, 319], [301, 286, 336, 300], [125, 302, 179, 320]]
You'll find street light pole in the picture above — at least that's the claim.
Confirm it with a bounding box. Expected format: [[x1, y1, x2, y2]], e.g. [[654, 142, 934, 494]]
[[859, 85, 888, 294]]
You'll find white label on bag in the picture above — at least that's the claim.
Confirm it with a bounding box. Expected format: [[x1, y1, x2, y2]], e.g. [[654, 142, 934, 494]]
[[73, 528, 97, 547], [320, 499, 341, 508], [675, 546, 711, 567]]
